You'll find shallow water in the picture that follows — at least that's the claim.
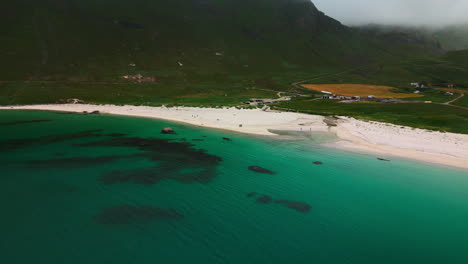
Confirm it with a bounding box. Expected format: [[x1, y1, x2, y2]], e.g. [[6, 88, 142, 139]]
[[0, 110, 467, 264]]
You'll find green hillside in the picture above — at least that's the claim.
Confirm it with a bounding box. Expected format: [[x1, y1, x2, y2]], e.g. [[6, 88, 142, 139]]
[[355, 23, 468, 52], [434, 24, 468, 51], [1, 0, 361, 81], [0, 0, 444, 106], [442, 50, 468, 68]]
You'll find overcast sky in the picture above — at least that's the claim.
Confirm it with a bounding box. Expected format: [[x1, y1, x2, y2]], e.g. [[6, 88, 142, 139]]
[[313, 0, 468, 27]]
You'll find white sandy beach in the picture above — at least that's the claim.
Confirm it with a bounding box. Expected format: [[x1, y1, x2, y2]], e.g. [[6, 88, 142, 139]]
[[1, 104, 467, 170]]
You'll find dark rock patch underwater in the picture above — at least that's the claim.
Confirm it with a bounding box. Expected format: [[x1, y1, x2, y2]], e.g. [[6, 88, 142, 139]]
[[24, 154, 143, 169], [247, 193, 311, 213], [0, 130, 128, 152], [0, 129, 222, 185], [275, 200, 311, 213], [94, 205, 183, 225], [248, 166, 276, 175], [256, 195, 273, 204], [0, 119, 51, 126], [0, 130, 104, 151], [78, 137, 223, 185]]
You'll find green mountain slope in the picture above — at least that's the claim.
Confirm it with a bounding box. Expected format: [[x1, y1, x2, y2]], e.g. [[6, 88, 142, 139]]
[[1, 0, 342, 80], [442, 50, 468, 68], [433, 24, 468, 51], [0, 0, 447, 105], [355, 23, 468, 52]]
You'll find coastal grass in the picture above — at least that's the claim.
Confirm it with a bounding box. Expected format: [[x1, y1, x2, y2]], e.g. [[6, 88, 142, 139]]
[[401, 88, 461, 103], [274, 98, 468, 134], [453, 95, 468, 107], [0, 81, 279, 107]]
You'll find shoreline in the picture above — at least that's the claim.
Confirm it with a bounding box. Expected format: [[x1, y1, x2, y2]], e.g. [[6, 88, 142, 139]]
[[326, 118, 468, 171], [1, 104, 467, 170]]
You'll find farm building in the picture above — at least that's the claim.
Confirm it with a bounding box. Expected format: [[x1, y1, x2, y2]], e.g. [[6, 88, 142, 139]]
[[321, 95, 360, 100], [244, 96, 293, 105]]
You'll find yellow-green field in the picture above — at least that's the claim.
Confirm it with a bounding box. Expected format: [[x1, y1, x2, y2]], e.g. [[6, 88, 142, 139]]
[[302, 84, 423, 98]]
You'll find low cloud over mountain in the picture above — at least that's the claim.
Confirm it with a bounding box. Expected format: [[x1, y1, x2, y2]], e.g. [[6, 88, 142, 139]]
[[314, 0, 468, 27]]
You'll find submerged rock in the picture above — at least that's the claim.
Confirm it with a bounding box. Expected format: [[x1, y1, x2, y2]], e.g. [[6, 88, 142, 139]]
[[256, 195, 273, 204], [313, 161, 323, 165], [105, 133, 127, 137], [0, 119, 51, 126], [222, 137, 232, 141], [94, 205, 184, 225], [161, 127, 176, 134], [275, 200, 311, 213], [247, 193, 312, 213], [377, 158, 390, 162], [248, 166, 276, 175], [0, 129, 104, 152], [78, 137, 222, 185], [25, 154, 142, 169]]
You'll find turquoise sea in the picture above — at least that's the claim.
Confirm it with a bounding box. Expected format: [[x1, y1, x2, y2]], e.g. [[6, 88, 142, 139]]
[[1, 110, 467, 264]]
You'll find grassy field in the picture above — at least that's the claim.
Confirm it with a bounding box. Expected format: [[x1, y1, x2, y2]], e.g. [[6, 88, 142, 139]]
[[274, 98, 468, 134], [453, 94, 468, 107], [398, 88, 460, 103], [301, 84, 422, 98], [0, 81, 279, 107]]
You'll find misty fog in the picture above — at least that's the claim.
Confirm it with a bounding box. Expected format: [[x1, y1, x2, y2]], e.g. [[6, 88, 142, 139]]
[[313, 0, 468, 27]]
